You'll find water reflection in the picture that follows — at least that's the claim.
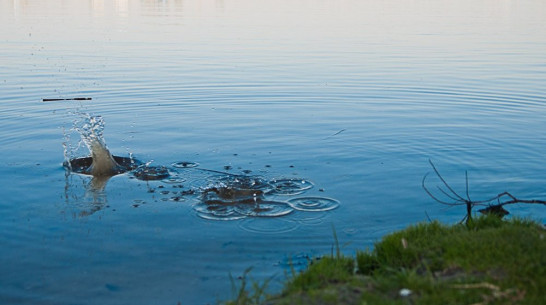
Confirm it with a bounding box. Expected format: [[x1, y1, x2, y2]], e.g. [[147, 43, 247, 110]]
[[63, 173, 109, 217]]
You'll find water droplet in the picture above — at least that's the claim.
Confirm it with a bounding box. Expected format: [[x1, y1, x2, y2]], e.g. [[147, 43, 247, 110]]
[[212, 175, 272, 192], [172, 161, 199, 168], [268, 178, 314, 195], [162, 176, 186, 184]]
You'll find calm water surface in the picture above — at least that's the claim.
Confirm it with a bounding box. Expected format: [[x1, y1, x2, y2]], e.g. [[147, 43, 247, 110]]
[[1, 0, 546, 304]]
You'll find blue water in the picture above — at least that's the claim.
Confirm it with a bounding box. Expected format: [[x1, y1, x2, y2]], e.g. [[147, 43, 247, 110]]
[[1, 0, 546, 304]]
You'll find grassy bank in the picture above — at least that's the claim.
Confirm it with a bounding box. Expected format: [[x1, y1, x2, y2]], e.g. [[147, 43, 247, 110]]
[[226, 216, 545, 305]]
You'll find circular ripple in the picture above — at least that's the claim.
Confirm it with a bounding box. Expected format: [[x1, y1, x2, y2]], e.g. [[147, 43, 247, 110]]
[[172, 161, 200, 168], [132, 165, 170, 181], [286, 210, 331, 225], [193, 203, 246, 221], [214, 175, 272, 191], [288, 197, 340, 212], [239, 217, 300, 234], [268, 178, 314, 195], [234, 201, 294, 217], [162, 175, 186, 184], [196, 212, 246, 221]]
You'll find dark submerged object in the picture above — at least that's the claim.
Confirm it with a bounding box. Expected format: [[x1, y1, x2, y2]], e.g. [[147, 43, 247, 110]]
[[479, 205, 510, 218], [64, 156, 142, 176], [202, 187, 265, 205], [65, 156, 172, 181], [198, 185, 295, 219], [132, 165, 170, 181]]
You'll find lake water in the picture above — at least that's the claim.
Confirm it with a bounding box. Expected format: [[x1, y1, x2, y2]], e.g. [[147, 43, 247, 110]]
[[1, 0, 545, 304]]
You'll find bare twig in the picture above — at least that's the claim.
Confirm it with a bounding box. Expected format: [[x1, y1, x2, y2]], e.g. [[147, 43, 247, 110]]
[[42, 97, 92, 101], [323, 128, 347, 140], [423, 160, 546, 224]]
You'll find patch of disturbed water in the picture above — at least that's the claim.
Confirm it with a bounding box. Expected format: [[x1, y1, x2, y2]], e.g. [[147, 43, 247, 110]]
[[66, 157, 341, 221], [63, 113, 340, 221]]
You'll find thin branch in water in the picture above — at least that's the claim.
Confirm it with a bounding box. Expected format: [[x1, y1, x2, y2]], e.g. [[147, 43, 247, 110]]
[[423, 160, 546, 222], [323, 129, 346, 140], [465, 171, 471, 202], [422, 173, 459, 206], [428, 159, 467, 203], [424, 211, 433, 223], [436, 185, 464, 203]]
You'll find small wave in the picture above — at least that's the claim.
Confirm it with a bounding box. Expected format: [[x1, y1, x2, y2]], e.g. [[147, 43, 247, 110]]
[[238, 217, 300, 234]]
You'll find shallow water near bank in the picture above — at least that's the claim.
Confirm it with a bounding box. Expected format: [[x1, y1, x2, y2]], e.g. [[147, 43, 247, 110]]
[[1, 0, 546, 304]]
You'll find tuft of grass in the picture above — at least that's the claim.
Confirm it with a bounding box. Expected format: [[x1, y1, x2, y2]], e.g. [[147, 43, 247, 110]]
[[364, 216, 544, 277], [231, 215, 545, 305], [355, 215, 546, 305], [225, 267, 273, 305], [285, 256, 355, 294], [357, 216, 546, 304]]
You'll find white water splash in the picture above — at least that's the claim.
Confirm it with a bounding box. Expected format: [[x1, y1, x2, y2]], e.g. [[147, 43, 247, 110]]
[[69, 113, 123, 176]]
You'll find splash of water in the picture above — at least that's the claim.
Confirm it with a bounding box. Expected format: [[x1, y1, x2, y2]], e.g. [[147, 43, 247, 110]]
[[82, 116, 124, 176], [64, 113, 139, 177]]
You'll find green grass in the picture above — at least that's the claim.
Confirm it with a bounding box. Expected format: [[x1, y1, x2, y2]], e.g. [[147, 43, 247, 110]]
[[224, 215, 546, 305], [353, 216, 545, 305]]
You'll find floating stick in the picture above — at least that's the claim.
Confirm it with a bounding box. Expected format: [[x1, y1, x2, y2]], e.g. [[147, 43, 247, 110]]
[[42, 97, 92, 102]]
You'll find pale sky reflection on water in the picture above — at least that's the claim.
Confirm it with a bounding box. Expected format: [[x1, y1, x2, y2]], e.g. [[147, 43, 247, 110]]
[[4, 0, 545, 44]]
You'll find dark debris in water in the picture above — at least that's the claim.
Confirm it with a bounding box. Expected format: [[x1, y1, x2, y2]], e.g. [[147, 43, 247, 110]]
[[132, 165, 170, 181], [202, 187, 264, 205], [64, 156, 142, 176]]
